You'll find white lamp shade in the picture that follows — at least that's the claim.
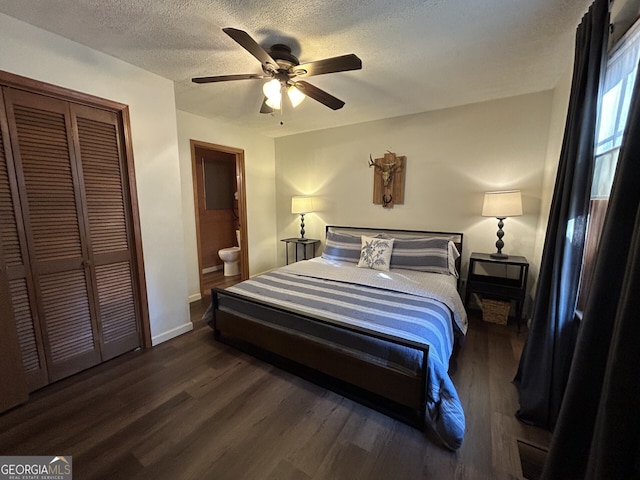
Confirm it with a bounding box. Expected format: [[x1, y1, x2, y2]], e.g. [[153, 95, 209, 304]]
[[291, 196, 314, 214], [263, 78, 281, 97], [263, 79, 282, 109], [263, 80, 306, 109], [287, 86, 306, 107], [482, 190, 523, 218], [265, 95, 281, 109]]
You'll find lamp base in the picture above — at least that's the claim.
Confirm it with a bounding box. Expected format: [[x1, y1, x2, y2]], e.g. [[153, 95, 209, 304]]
[[299, 213, 305, 239], [491, 217, 508, 259]]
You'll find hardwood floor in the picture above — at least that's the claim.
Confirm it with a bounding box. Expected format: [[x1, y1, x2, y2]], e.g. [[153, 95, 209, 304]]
[[202, 269, 241, 293], [0, 282, 551, 479]]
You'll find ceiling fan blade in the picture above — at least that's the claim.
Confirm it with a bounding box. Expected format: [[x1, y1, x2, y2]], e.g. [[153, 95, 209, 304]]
[[223, 27, 278, 72], [192, 74, 266, 84], [260, 97, 274, 114], [293, 81, 345, 110], [294, 54, 362, 77]]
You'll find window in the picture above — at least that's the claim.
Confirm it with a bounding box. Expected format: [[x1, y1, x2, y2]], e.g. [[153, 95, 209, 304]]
[[578, 18, 640, 310]]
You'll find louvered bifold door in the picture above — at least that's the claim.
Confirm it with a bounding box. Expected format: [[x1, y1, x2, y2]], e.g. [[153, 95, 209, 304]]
[[0, 88, 48, 392], [71, 104, 141, 360], [4, 88, 101, 382], [0, 89, 32, 408]]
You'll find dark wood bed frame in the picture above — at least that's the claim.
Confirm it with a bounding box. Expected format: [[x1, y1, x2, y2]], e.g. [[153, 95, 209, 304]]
[[210, 226, 464, 428]]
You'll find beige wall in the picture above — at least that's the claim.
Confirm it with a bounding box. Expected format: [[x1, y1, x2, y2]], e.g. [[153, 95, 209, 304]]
[[275, 91, 555, 302], [0, 11, 575, 329], [531, 66, 574, 288], [176, 110, 277, 301], [0, 13, 191, 344]]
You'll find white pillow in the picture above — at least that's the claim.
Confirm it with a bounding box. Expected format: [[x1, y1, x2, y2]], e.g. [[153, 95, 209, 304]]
[[357, 236, 394, 271]]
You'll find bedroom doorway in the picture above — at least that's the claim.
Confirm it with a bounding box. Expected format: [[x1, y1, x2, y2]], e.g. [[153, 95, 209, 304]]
[[190, 140, 249, 297]]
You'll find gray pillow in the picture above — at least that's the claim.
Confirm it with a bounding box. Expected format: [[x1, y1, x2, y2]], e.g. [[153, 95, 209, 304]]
[[390, 237, 451, 274], [321, 231, 362, 263]]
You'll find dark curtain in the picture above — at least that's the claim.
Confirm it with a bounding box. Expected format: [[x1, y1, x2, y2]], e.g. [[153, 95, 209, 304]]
[[513, 0, 609, 429], [542, 58, 640, 480]]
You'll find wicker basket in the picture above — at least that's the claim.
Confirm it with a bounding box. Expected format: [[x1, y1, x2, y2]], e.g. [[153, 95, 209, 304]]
[[481, 298, 511, 325]]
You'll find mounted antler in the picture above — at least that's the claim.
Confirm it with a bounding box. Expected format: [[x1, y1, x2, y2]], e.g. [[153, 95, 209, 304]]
[[369, 151, 406, 209], [369, 152, 398, 187]]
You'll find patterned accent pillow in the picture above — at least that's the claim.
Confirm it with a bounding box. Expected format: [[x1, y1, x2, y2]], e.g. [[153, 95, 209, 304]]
[[321, 231, 362, 263], [357, 236, 394, 271], [390, 237, 453, 275]]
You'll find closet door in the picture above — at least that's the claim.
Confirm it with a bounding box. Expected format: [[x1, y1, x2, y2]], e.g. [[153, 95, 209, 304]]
[[0, 72, 149, 401], [0, 239, 29, 411], [4, 88, 101, 382], [0, 89, 48, 391], [0, 89, 30, 408], [71, 104, 141, 360]]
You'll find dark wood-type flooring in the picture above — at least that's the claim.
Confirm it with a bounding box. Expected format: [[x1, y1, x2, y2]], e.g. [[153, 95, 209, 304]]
[[202, 269, 241, 294], [0, 271, 551, 479]]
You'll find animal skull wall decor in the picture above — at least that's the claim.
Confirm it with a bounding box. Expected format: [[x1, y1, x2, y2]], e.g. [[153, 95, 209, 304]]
[[369, 154, 398, 186], [368, 151, 406, 208]]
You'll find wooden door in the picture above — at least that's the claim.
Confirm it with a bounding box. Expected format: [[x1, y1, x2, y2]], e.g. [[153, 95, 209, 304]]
[[0, 88, 49, 391], [2, 88, 145, 386], [71, 104, 141, 360], [0, 71, 149, 408], [4, 88, 102, 382], [0, 238, 29, 411], [0, 94, 29, 408]]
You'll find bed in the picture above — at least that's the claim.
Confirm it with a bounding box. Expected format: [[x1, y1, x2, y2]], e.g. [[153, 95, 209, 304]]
[[205, 226, 467, 449]]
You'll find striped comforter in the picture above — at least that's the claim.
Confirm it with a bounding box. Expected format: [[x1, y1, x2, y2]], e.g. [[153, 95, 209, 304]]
[[223, 258, 467, 449]]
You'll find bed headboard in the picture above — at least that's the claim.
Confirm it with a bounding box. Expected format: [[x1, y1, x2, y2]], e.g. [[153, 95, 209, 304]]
[[325, 225, 464, 277]]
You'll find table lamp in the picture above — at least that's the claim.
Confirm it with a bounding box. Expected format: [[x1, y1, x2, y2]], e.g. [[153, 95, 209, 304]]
[[291, 196, 314, 239], [482, 190, 523, 259]]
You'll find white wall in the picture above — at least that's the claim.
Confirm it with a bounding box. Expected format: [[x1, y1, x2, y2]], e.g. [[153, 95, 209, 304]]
[[0, 11, 573, 334], [176, 110, 278, 301], [531, 66, 574, 287], [275, 91, 555, 302], [0, 13, 191, 344]]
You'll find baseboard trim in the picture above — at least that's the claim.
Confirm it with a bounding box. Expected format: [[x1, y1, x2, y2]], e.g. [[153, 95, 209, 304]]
[[188, 292, 202, 303], [202, 265, 223, 274], [151, 322, 193, 346]]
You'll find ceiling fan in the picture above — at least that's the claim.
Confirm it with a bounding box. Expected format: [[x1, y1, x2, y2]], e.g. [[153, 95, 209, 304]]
[[192, 28, 362, 114]]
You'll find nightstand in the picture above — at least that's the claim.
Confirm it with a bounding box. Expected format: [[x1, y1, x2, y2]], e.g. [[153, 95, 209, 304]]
[[465, 252, 529, 328], [281, 238, 320, 264]]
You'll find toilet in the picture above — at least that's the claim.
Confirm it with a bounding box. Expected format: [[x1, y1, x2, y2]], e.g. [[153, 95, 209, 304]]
[[218, 230, 241, 276]]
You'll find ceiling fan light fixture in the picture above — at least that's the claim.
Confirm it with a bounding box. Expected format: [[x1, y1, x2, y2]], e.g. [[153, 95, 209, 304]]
[[193, 28, 362, 114], [265, 94, 282, 109], [263, 78, 282, 108], [287, 85, 306, 107], [263, 79, 306, 109]]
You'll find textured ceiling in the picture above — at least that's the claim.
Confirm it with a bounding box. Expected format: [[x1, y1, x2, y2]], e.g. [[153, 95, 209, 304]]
[[0, 0, 592, 137]]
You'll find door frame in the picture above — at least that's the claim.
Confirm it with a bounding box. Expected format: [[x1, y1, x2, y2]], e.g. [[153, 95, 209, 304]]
[[190, 140, 249, 296]]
